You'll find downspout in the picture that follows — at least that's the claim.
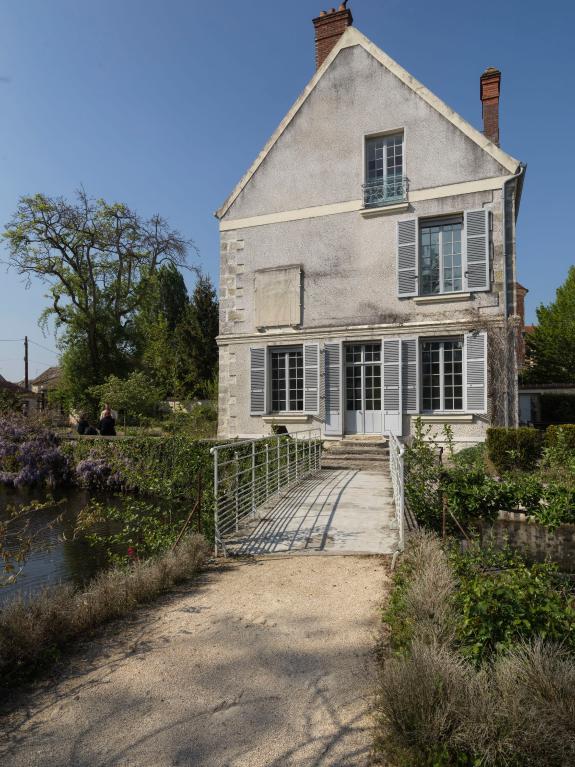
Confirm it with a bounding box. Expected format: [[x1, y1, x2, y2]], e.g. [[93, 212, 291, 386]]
[[502, 163, 526, 426]]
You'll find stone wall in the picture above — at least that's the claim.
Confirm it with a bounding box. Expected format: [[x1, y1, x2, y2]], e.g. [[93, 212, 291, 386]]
[[482, 512, 575, 573]]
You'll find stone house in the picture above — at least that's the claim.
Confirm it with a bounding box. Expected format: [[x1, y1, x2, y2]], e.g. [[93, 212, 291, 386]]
[[215, 5, 525, 445]]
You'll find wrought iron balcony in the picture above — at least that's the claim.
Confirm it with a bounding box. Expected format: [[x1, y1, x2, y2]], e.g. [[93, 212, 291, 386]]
[[362, 175, 408, 208]]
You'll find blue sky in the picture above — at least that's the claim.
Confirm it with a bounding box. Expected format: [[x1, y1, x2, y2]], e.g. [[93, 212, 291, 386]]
[[0, 0, 573, 381]]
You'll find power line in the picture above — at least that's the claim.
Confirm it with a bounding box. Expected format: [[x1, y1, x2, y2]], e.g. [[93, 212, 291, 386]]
[[28, 339, 59, 356], [0, 338, 24, 342]]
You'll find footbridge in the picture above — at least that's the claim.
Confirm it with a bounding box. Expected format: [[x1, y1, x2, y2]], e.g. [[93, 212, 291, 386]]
[[210, 430, 406, 557]]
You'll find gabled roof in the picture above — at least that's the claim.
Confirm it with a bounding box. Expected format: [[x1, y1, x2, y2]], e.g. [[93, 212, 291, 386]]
[[30, 366, 61, 386], [216, 26, 521, 220]]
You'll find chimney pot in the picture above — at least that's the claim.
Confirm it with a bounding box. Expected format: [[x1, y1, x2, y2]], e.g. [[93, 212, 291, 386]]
[[480, 67, 501, 146], [313, 3, 353, 70]]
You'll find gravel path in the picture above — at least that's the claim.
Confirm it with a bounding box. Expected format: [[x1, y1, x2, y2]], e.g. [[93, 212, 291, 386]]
[[0, 555, 389, 767]]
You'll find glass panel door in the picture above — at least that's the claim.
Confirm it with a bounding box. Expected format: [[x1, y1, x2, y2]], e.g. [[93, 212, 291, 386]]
[[344, 343, 382, 434]]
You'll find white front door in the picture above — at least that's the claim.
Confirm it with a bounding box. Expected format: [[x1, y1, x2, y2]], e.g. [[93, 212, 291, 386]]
[[344, 343, 383, 434]]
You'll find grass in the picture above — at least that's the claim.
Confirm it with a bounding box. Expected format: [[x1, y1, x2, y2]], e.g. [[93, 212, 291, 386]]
[[376, 532, 575, 766], [0, 534, 209, 689]]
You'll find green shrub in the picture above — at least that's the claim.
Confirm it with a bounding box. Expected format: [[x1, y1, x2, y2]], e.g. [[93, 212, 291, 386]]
[[486, 427, 544, 473], [452, 443, 486, 470], [449, 544, 575, 663], [545, 423, 575, 452], [404, 420, 443, 529]]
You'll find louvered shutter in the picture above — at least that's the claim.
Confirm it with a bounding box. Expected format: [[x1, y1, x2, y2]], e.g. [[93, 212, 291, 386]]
[[304, 343, 320, 414], [402, 338, 419, 414], [324, 342, 342, 436], [465, 332, 487, 414], [464, 209, 490, 291], [397, 219, 418, 297], [383, 339, 403, 435], [250, 347, 267, 415]]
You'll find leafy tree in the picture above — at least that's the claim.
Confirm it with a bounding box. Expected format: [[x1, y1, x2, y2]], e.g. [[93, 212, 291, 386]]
[[135, 264, 191, 396], [524, 267, 575, 383], [177, 274, 219, 397], [90, 371, 162, 419], [3, 190, 192, 403]]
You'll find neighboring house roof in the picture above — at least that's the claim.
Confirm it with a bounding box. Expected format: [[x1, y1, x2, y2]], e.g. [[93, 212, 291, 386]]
[[30, 366, 61, 387], [0, 374, 29, 395], [215, 25, 521, 220], [524, 324, 536, 335]]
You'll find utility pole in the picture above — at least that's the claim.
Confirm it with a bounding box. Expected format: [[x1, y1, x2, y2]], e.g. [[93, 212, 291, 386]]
[[24, 336, 29, 390]]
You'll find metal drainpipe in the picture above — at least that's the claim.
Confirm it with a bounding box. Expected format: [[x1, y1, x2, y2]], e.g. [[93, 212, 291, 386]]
[[502, 163, 526, 427]]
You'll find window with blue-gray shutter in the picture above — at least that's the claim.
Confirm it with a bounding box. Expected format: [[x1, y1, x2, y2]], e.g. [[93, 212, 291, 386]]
[[464, 209, 490, 291], [250, 347, 267, 415], [465, 331, 487, 413], [324, 342, 342, 436], [397, 219, 418, 297], [304, 343, 320, 414], [401, 338, 419, 414]]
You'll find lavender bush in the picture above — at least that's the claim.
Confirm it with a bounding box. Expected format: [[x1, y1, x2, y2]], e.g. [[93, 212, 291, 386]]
[[0, 415, 70, 488]]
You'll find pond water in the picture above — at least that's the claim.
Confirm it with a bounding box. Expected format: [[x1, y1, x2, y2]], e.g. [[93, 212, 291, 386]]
[[0, 488, 122, 604]]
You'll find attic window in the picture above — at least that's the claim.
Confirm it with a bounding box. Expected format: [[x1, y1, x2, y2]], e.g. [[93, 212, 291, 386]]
[[363, 133, 406, 208]]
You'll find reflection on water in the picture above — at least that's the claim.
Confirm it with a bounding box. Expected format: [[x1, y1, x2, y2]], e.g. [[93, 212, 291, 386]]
[[0, 487, 116, 604]]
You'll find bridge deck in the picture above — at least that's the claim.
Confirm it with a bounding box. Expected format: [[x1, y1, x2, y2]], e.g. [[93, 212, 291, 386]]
[[223, 468, 398, 557]]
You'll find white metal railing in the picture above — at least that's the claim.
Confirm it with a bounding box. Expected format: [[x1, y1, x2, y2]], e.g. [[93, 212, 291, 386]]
[[210, 429, 322, 556], [388, 431, 406, 551], [362, 175, 408, 208]]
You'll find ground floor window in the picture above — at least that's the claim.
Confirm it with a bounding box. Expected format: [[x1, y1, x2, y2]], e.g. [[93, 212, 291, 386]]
[[271, 348, 303, 412], [421, 339, 463, 411]]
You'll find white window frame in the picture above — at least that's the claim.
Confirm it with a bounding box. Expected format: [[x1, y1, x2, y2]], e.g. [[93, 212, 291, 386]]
[[363, 129, 406, 210], [420, 337, 464, 414], [419, 216, 464, 296], [269, 346, 304, 414]]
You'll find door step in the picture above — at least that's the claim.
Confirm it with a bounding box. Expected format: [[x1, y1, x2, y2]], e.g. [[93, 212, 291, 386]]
[[322, 438, 390, 472], [322, 458, 390, 472], [325, 444, 389, 457]]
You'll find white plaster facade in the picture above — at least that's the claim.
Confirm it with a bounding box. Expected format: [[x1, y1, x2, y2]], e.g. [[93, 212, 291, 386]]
[[215, 26, 525, 444]]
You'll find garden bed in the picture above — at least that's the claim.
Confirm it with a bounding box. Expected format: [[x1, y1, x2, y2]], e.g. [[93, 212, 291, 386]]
[[376, 532, 575, 766]]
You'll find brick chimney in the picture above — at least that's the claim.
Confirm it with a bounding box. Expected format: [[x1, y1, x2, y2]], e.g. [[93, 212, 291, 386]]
[[480, 67, 501, 146], [313, 3, 353, 70]]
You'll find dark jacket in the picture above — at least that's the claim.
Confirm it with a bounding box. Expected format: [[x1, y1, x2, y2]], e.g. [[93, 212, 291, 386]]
[[98, 415, 116, 436], [77, 419, 89, 435]]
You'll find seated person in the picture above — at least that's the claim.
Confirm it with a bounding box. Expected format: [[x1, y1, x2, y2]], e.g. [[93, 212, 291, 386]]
[[77, 415, 90, 435], [98, 408, 117, 437]]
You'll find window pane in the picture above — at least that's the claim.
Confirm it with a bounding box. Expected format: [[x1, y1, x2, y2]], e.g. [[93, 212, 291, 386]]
[[420, 226, 440, 295], [420, 219, 462, 295], [441, 222, 463, 293], [421, 342, 441, 411], [271, 349, 303, 412], [366, 134, 403, 183], [442, 341, 463, 410], [366, 137, 385, 181]]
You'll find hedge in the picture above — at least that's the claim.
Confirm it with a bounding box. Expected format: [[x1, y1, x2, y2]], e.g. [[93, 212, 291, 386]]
[[546, 424, 575, 451], [486, 427, 544, 473]]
